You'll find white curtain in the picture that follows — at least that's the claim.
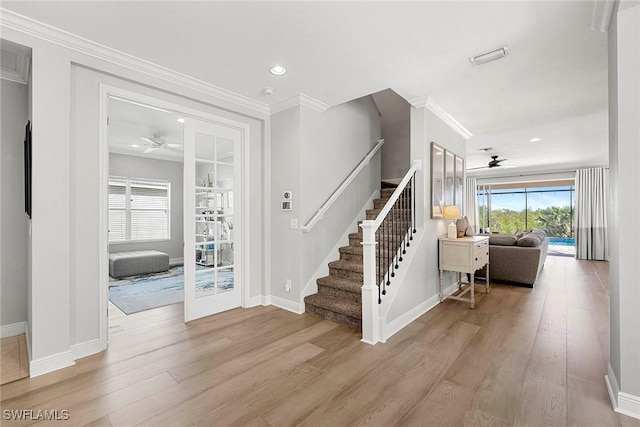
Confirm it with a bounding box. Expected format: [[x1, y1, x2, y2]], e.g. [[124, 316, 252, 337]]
[[575, 168, 608, 260], [464, 177, 479, 232]]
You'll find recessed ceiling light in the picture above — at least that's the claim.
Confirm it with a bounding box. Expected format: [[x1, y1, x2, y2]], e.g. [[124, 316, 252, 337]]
[[269, 65, 287, 76], [529, 137, 542, 142], [176, 117, 185, 123], [131, 144, 140, 148]]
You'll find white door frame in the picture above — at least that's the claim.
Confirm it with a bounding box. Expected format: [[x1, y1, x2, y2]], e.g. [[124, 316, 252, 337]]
[[98, 84, 251, 350]]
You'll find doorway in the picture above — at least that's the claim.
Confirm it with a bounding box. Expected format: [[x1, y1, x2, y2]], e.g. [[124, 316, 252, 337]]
[[107, 96, 186, 318], [100, 86, 250, 349]]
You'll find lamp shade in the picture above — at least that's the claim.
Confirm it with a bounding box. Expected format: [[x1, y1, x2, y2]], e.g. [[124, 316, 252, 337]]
[[443, 205, 461, 220]]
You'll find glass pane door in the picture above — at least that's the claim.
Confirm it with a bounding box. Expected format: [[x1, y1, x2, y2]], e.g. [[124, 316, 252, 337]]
[[184, 119, 240, 321]]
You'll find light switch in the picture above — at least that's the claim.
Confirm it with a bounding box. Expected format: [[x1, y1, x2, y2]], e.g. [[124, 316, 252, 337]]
[[290, 218, 299, 229]]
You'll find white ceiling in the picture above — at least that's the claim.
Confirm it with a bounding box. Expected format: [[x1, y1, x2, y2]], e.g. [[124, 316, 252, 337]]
[[2, 1, 610, 179], [108, 98, 184, 162]]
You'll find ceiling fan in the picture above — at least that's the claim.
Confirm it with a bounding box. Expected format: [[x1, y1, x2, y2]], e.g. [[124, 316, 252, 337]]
[[139, 135, 182, 154], [467, 155, 515, 171]]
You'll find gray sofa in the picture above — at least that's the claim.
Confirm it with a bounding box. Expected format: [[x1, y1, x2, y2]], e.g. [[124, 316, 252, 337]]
[[475, 230, 549, 287]]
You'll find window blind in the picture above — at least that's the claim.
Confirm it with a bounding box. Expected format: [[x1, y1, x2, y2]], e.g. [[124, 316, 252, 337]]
[[108, 177, 170, 243]]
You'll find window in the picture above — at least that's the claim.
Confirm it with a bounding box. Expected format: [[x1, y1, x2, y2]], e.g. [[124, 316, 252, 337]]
[[109, 177, 171, 243], [476, 182, 575, 238]]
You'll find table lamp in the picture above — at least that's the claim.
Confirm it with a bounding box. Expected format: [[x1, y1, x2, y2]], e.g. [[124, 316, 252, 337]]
[[443, 205, 461, 239]]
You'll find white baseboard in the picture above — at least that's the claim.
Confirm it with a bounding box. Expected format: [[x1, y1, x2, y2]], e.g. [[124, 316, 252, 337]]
[[30, 350, 75, 378], [247, 295, 264, 307], [1, 321, 27, 338], [71, 339, 104, 360], [169, 257, 184, 266], [606, 365, 640, 420], [383, 281, 458, 341], [265, 295, 303, 314]]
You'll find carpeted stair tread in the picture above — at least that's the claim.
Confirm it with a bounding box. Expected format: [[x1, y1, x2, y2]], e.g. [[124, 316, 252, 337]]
[[316, 276, 362, 294], [328, 259, 363, 273], [304, 294, 362, 320], [339, 245, 394, 258]]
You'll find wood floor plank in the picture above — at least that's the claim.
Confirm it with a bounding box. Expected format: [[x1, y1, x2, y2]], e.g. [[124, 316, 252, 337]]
[[299, 321, 479, 427], [131, 343, 324, 427], [192, 362, 325, 426], [471, 350, 531, 423], [37, 372, 177, 427], [400, 379, 474, 427], [514, 380, 567, 427], [567, 374, 620, 427]]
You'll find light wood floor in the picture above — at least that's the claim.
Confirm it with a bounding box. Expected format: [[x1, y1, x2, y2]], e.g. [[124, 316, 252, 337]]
[[0, 334, 29, 385], [1, 256, 639, 426]]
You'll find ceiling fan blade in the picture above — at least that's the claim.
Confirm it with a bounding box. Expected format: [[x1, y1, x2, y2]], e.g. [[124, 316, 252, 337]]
[[165, 147, 183, 154], [466, 166, 489, 171], [143, 147, 157, 154], [139, 137, 154, 145], [167, 144, 183, 149]]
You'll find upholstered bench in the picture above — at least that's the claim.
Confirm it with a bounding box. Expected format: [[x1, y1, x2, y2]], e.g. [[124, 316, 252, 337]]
[[109, 250, 170, 279]]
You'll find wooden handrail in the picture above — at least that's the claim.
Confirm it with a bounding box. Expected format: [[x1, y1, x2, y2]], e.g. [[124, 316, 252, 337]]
[[300, 139, 385, 233]]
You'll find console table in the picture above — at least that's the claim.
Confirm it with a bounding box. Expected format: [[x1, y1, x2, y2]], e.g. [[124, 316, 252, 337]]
[[438, 235, 490, 308]]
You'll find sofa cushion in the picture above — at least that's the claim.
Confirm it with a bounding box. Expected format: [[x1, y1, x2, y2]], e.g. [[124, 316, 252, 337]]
[[489, 234, 518, 246], [517, 234, 542, 247]]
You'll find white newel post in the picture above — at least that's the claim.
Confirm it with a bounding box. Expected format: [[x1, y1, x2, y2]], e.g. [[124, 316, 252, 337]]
[[360, 220, 380, 344]]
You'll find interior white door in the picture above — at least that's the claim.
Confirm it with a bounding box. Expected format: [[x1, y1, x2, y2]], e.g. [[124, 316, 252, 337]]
[[184, 118, 241, 322]]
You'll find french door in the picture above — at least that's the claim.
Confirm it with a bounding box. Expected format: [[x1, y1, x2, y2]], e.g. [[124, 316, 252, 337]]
[[184, 118, 241, 322]]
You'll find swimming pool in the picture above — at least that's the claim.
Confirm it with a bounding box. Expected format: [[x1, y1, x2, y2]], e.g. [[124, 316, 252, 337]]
[[549, 237, 575, 247]]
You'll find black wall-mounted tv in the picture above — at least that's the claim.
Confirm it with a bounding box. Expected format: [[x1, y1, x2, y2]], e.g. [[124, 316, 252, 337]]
[[24, 120, 32, 218]]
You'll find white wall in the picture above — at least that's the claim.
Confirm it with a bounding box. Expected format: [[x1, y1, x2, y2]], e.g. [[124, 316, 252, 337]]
[[270, 107, 301, 302], [0, 79, 29, 329], [608, 0, 640, 409], [270, 97, 381, 306], [371, 89, 411, 181], [108, 153, 184, 260], [2, 23, 268, 372], [386, 105, 467, 324]]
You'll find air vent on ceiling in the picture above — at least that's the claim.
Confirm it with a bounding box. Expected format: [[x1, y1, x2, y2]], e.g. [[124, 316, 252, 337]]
[[478, 147, 494, 152], [469, 46, 509, 66]]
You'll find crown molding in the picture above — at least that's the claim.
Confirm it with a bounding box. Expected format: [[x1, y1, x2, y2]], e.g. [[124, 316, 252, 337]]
[[409, 96, 472, 140], [0, 8, 270, 116], [591, 0, 616, 32], [270, 93, 331, 115]]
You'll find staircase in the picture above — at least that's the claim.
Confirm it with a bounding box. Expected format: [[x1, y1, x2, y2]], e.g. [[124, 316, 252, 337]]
[[304, 182, 408, 331]]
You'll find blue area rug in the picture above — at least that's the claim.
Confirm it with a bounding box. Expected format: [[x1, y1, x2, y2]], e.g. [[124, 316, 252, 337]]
[[109, 264, 234, 315]]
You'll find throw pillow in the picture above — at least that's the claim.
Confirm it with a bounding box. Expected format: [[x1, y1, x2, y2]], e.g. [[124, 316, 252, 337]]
[[517, 234, 542, 247], [489, 234, 518, 246]]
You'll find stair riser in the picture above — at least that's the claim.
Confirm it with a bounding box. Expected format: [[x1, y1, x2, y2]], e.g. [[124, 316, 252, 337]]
[[318, 284, 361, 303], [305, 304, 361, 331], [329, 267, 363, 282]]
